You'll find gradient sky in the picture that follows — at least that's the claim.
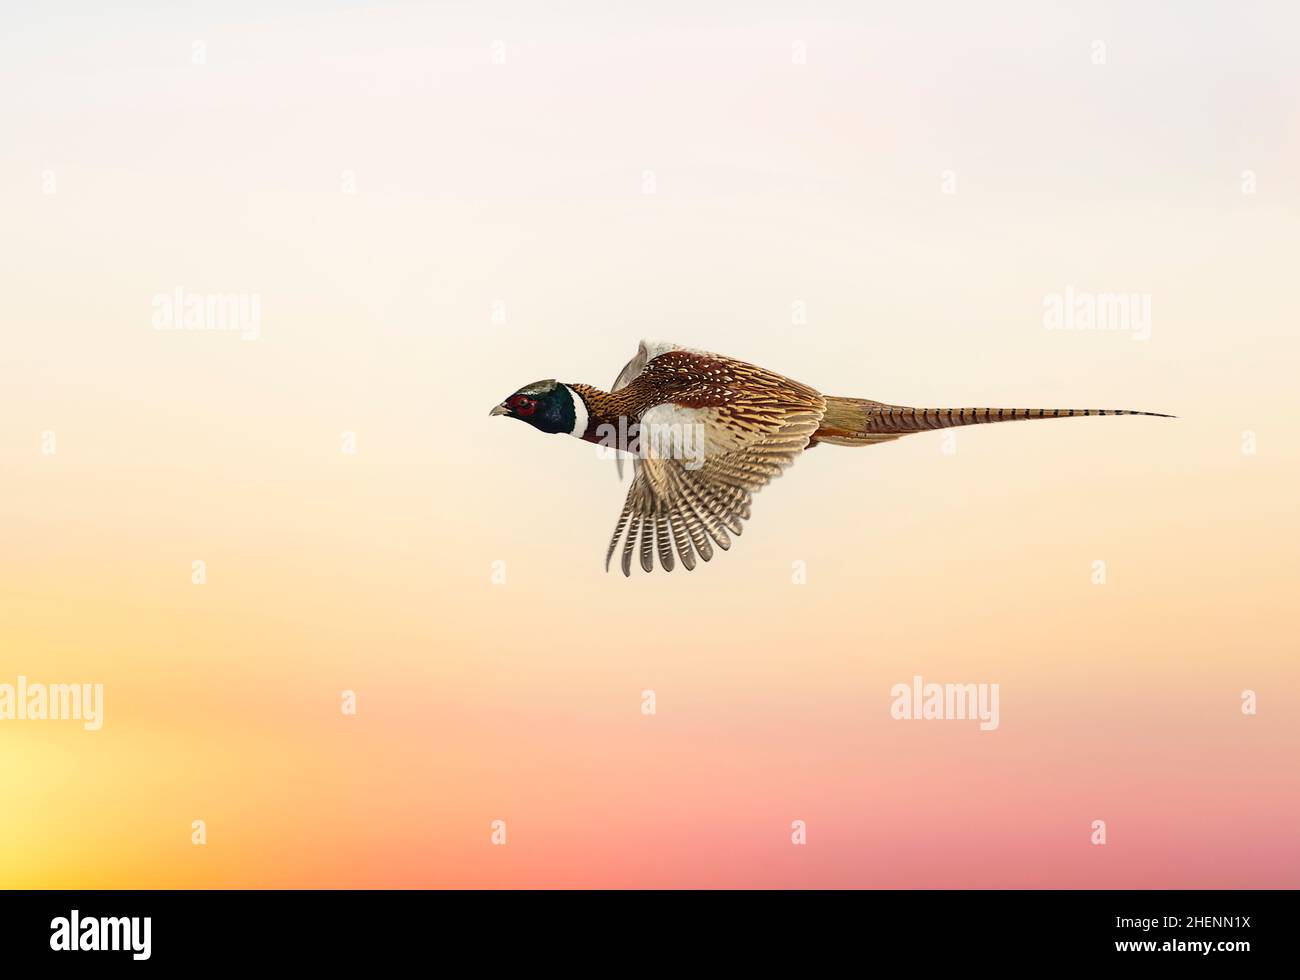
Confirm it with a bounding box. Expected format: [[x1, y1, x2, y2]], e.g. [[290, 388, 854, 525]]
[[2, 1, 1298, 888]]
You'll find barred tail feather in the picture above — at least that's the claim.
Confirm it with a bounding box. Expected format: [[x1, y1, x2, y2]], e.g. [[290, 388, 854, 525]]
[[812, 397, 1173, 447]]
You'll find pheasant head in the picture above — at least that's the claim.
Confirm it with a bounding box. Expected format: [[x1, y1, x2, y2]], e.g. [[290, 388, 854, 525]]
[[489, 379, 590, 438]]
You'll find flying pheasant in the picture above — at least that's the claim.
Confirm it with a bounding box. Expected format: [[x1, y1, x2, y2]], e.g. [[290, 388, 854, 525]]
[[490, 340, 1171, 575]]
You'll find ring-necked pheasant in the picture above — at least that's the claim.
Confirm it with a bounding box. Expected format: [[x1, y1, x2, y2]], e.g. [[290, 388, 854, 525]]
[[490, 340, 1171, 575]]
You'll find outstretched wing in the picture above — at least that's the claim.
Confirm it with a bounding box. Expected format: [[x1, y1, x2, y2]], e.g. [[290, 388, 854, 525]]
[[604, 351, 825, 574]]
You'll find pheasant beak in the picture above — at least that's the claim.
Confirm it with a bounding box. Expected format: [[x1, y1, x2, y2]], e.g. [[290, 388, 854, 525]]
[[489, 403, 511, 417]]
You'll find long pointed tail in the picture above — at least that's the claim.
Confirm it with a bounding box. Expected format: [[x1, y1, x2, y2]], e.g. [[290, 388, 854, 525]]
[[812, 396, 1173, 447]]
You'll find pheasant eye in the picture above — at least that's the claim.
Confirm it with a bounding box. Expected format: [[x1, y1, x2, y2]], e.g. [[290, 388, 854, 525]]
[[515, 398, 536, 416]]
